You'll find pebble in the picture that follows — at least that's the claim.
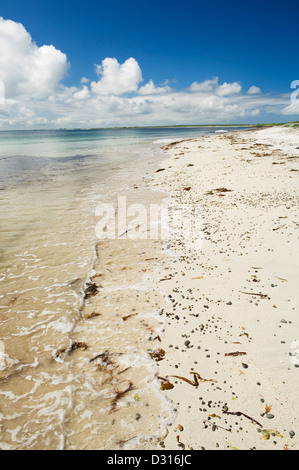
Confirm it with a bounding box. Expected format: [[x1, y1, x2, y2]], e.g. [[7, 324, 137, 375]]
[[266, 414, 275, 419]]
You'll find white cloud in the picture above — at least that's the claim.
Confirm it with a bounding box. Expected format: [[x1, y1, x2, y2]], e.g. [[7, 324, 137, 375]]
[[0, 18, 295, 129], [247, 85, 262, 94], [216, 81, 242, 96], [189, 77, 218, 93], [0, 17, 69, 99], [189, 77, 241, 96], [91, 57, 142, 95], [138, 79, 172, 95]]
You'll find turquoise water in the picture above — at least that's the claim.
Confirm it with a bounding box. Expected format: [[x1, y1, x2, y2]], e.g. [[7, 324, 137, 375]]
[[0, 125, 246, 449]]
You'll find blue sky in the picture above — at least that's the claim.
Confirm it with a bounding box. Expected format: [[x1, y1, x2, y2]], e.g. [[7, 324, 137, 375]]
[[0, 0, 299, 128]]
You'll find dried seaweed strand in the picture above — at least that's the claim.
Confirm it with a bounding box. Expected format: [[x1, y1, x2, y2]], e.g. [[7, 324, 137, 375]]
[[225, 351, 247, 357], [240, 291, 269, 299], [168, 372, 217, 386], [111, 381, 134, 411], [223, 410, 262, 427]]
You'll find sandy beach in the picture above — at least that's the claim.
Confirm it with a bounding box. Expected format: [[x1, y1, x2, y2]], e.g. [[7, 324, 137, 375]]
[[148, 125, 299, 450], [55, 125, 299, 451]]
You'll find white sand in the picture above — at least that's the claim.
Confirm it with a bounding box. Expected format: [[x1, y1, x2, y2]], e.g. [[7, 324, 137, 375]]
[[151, 126, 299, 450]]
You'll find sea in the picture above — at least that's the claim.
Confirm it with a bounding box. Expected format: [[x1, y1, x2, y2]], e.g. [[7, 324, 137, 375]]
[[0, 126, 247, 449]]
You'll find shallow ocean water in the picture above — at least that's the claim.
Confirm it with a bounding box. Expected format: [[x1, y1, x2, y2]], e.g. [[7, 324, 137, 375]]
[[0, 126, 247, 449]]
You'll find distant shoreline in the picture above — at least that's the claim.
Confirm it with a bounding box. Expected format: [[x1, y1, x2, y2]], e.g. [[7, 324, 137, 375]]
[[1, 122, 298, 133]]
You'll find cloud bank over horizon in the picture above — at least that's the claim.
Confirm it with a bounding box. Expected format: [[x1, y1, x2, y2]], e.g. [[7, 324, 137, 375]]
[[0, 18, 296, 129]]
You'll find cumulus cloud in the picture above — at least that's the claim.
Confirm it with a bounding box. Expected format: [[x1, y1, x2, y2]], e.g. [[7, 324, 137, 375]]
[[247, 85, 262, 94], [189, 77, 241, 96], [91, 57, 143, 95], [0, 17, 69, 99], [188, 77, 219, 93], [216, 81, 242, 96], [138, 79, 172, 95], [0, 18, 294, 129]]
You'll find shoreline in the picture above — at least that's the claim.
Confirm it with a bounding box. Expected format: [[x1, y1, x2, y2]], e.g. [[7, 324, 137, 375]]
[[150, 126, 299, 450]]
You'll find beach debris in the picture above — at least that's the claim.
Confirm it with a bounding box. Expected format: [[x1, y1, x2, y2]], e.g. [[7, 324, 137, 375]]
[[225, 441, 239, 450], [274, 276, 287, 282], [176, 435, 186, 449], [259, 428, 283, 441], [160, 381, 174, 391], [168, 371, 217, 386], [84, 282, 99, 299], [265, 404, 272, 415], [240, 291, 269, 299], [122, 313, 138, 321], [205, 187, 232, 196], [183, 187, 191, 191], [84, 311, 101, 319], [55, 341, 88, 358], [89, 350, 122, 369], [225, 351, 247, 357], [116, 435, 137, 448], [272, 224, 286, 231], [223, 409, 262, 427], [203, 419, 231, 433], [111, 381, 134, 412], [148, 347, 165, 362], [155, 168, 166, 173], [70, 342, 88, 351]]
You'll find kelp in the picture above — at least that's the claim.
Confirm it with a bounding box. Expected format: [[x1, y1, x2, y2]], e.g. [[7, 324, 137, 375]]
[[55, 341, 88, 358], [111, 381, 134, 412], [225, 351, 247, 357], [122, 313, 138, 321], [84, 282, 99, 299], [240, 291, 269, 299], [160, 381, 174, 391], [168, 371, 217, 386], [223, 409, 262, 427], [148, 348, 165, 362]]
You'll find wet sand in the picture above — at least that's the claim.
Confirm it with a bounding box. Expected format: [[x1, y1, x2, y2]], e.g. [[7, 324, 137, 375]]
[[149, 126, 299, 450]]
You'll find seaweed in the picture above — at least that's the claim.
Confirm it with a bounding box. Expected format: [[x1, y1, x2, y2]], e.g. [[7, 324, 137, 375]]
[[176, 435, 186, 450], [111, 381, 134, 412], [55, 341, 88, 358], [148, 348, 165, 362], [122, 313, 138, 321], [223, 409, 262, 427], [240, 291, 269, 299], [225, 351, 247, 357], [84, 311, 101, 319], [84, 282, 99, 299], [168, 371, 217, 386], [160, 381, 174, 391]]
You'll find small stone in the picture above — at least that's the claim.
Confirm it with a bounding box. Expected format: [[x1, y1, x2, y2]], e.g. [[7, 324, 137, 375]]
[[184, 340, 190, 347], [289, 431, 295, 439], [266, 414, 275, 419]]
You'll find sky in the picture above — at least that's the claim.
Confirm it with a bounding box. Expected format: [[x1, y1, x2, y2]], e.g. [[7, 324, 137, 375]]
[[0, 0, 299, 129]]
